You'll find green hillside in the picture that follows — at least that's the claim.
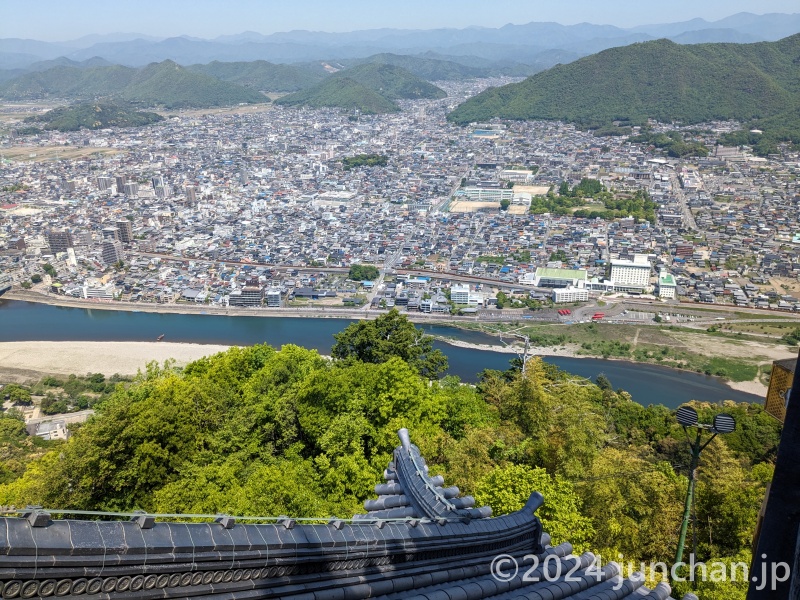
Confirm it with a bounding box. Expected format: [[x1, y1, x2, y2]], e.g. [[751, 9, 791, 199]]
[[0, 64, 136, 99], [343, 53, 485, 80], [447, 35, 800, 139], [22, 102, 164, 131], [275, 76, 400, 114], [187, 60, 325, 92], [0, 60, 266, 108], [118, 60, 266, 108], [332, 63, 446, 99]]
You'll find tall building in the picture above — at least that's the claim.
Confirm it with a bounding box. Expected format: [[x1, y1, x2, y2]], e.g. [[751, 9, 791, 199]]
[[450, 284, 470, 305], [102, 239, 124, 265], [185, 186, 197, 203], [46, 229, 74, 254], [116, 220, 133, 244], [123, 182, 139, 198], [101, 227, 119, 241], [114, 175, 126, 193], [96, 176, 114, 191], [265, 288, 282, 307], [151, 176, 165, 190], [610, 254, 651, 292]]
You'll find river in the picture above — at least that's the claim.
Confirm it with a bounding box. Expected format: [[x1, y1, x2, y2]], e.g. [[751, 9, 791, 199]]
[[0, 299, 762, 408]]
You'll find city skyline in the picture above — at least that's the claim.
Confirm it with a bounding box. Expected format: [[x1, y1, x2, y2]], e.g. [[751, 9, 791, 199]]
[[2, 0, 799, 42]]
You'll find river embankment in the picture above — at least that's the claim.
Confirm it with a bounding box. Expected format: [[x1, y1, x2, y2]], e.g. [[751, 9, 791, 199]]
[[0, 293, 778, 403]]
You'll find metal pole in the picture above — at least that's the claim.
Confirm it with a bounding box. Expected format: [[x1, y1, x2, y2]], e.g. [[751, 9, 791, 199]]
[[675, 429, 702, 567], [748, 349, 800, 599]]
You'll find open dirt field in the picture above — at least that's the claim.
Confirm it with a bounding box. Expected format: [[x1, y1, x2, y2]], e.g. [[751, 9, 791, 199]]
[[449, 200, 501, 213], [2, 146, 122, 162], [668, 331, 797, 363], [512, 185, 550, 195]]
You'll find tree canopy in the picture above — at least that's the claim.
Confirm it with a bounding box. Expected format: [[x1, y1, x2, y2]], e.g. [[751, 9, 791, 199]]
[[331, 309, 448, 379], [348, 264, 380, 281], [0, 332, 779, 600]]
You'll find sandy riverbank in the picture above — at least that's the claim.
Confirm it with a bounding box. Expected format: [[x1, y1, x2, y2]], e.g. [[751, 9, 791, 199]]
[[0, 341, 232, 382], [0, 338, 771, 399], [436, 337, 581, 358]]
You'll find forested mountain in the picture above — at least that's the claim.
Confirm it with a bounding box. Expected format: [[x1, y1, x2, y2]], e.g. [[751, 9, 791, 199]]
[[0, 60, 266, 108], [20, 102, 164, 132], [0, 56, 112, 83], [331, 63, 446, 99], [186, 60, 325, 92], [0, 311, 779, 599], [275, 64, 445, 113], [275, 76, 400, 114], [338, 53, 486, 80], [447, 34, 800, 142]]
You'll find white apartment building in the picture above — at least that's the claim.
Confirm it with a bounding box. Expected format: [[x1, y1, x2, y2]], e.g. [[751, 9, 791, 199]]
[[451, 284, 471, 305], [459, 187, 514, 202], [451, 284, 485, 307], [610, 255, 651, 292], [265, 288, 283, 307], [552, 286, 590, 303], [657, 270, 677, 299]]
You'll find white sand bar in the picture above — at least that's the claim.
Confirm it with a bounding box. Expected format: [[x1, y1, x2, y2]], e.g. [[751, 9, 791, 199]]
[[0, 341, 232, 379]]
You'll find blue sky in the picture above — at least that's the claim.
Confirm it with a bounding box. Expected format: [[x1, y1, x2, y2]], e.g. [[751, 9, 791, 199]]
[[2, 0, 799, 41]]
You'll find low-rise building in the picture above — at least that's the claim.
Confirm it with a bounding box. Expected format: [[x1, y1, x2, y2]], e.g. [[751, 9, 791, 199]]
[[657, 270, 677, 299], [531, 267, 588, 289], [265, 288, 282, 307], [552, 286, 589, 303]]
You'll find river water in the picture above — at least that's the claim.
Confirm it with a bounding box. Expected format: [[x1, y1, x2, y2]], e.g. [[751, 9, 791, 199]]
[[0, 299, 762, 408]]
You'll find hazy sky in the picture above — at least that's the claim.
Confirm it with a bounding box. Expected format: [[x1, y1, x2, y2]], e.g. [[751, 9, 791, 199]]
[[3, 0, 799, 41]]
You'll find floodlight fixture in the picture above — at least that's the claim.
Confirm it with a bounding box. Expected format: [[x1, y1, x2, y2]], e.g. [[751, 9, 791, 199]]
[[676, 405, 698, 427], [674, 405, 736, 570], [712, 413, 736, 434]]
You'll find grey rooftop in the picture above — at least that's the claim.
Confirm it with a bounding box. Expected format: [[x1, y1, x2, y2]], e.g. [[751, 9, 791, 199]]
[[0, 429, 692, 599]]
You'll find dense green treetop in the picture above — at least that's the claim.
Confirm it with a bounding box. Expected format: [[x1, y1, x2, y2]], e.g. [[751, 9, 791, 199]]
[[347, 264, 380, 280], [0, 333, 780, 599], [331, 309, 448, 379], [628, 130, 710, 158], [342, 154, 389, 171]]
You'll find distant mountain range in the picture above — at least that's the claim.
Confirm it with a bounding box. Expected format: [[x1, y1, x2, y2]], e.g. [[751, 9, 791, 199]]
[[275, 63, 446, 114], [2, 12, 798, 70], [447, 34, 800, 153], [0, 60, 266, 108]]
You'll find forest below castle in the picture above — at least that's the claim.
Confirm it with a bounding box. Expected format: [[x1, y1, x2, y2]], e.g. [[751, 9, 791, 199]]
[[0, 311, 781, 599]]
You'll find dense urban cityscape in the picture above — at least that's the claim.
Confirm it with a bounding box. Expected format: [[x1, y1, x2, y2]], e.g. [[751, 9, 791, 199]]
[[1, 6, 800, 598], [1, 79, 799, 317]]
